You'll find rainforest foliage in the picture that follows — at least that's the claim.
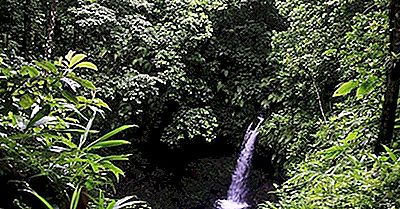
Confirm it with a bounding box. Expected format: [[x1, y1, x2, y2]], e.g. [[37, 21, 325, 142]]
[[0, 0, 399, 208]]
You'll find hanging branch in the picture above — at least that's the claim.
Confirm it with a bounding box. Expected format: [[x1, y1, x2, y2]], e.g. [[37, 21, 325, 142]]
[[302, 66, 327, 122], [376, 0, 400, 153]]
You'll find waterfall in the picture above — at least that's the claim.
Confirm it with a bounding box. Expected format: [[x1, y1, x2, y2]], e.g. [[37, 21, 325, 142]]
[[215, 117, 264, 209]]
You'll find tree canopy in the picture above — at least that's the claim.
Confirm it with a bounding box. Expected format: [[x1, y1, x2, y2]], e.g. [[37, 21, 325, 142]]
[[0, 0, 399, 208]]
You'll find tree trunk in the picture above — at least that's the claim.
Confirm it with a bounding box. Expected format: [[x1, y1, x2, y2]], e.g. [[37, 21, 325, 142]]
[[376, 0, 400, 153], [23, 0, 32, 56], [46, 0, 58, 59]]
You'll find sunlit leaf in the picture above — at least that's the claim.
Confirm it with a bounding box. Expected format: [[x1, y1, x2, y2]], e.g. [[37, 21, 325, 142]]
[[333, 81, 357, 97], [69, 54, 87, 68], [70, 186, 82, 209], [65, 50, 75, 62], [106, 200, 116, 209], [85, 125, 135, 150], [73, 61, 98, 70], [90, 140, 130, 150], [383, 145, 397, 162], [356, 76, 377, 97], [19, 94, 34, 109]]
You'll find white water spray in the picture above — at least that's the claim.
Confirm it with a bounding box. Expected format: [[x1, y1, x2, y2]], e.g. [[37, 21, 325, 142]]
[[215, 117, 264, 209]]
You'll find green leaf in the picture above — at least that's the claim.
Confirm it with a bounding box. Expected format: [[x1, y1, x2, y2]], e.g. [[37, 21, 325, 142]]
[[19, 94, 34, 109], [21, 66, 39, 77], [383, 145, 397, 162], [24, 189, 54, 209], [98, 125, 136, 141], [65, 50, 75, 62], [27, 104, 51, 128], [102, 154, 131, 161], [333, 81, 357, 97], [59, 137, 78, 149], [106, 200, 116, 209], [34, 61, 57, 73], [93, 98, 110, 110], [69, 54, 87, 68], [70, 186, 82, 209], [62, 90, 79, 104], [73, 61, 98, 71], [343, 130, 358, 144], [98, 191, 105, 209], [0, 57, 3, 65], [101, 161, 124, 181], [70, 77, 96, 90], [85, 125, 136, 150], [79, 112, 96, 149], [322, 49, 337, 56], [90, 140, 130, 150], [90, 162, 100, 173], [356, 76, 377, 97]]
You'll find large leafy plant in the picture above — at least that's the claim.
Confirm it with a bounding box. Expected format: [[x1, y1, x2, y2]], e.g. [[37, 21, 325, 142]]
[[259, 0, 400, 208], [0, 52, 137, 208]]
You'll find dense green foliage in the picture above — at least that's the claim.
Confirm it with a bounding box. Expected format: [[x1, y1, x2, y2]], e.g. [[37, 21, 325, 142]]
[[1, 0, 399, 208], [259, 0, 400, 208], [1, 0, 282, 146], [0, 52, 151, 208]]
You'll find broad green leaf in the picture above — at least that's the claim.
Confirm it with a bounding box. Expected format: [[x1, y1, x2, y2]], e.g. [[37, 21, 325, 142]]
[[90, 140, 130, 150], [69, 54, 87, 68], [19, 94, 34, 109], [27, 104, 51, 128], [0, 57, 3, 65], [73, 61, 98, 70], [333, 81, 357, 97]]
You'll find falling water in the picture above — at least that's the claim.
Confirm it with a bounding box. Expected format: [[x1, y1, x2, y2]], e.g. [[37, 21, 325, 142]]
[[215, 117, 264, 209]]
